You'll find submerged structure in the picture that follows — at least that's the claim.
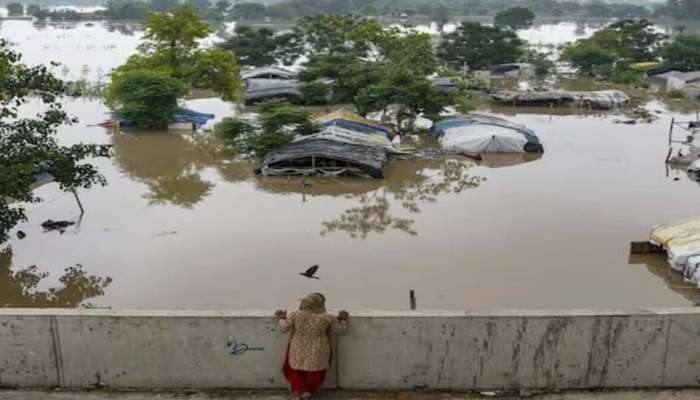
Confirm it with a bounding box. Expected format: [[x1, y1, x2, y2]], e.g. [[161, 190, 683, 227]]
[[257, 111, 397, 179], [241, 66, 296, 81], [114, 109, 215, 131], [244, 78, 302, 105], [650, 216, 700, 287], [490, 90, 630, 109], [431, 114, 544, 155]]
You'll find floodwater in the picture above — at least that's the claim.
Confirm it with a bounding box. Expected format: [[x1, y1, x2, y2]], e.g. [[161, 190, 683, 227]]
[[3, 20, 700, 311]]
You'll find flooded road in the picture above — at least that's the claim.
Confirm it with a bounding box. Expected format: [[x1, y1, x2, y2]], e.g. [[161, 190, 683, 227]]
[[3, 21, 700, 311]]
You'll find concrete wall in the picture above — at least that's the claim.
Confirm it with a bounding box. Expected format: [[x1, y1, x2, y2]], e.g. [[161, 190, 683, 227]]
[[2, 308, 700, 390]]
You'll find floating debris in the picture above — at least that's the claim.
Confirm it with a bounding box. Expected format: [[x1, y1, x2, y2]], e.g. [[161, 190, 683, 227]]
[[16, 230, 26, 240], [41, 219, 75, 233]]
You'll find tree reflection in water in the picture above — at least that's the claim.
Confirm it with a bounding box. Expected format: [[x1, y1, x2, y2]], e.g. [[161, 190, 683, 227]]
[[111, 131, 219, 208], [0, 247, 113, 308], [322, 158, 486, 239]]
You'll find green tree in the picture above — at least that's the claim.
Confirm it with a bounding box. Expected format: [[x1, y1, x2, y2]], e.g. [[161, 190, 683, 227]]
[[6, 2, 24, 16], [232, 2, 267, 20], [297, 19, 450, 125], [149, 0, 179, 12], [1, 39, 110, 243], [432, 3, 450, 29], [105, 69, 188, 128], [219, 26, 277, 67], [293, 14, 382, 57], [108, 5, 241, 103], [605, 19, 667, 62], [561, 19, 667, 77], [257, 98, 318, 136], [26, 4, 42, 16], [494, 7, 535, 30], [185, 0, 211, 15], [665, 0, 700, 20], [560, 42, 617, 76], [438, 22, 524, 70], [210, 0, 231, 20], [105, 0, 150, 20], [662, 34, 700, 71]]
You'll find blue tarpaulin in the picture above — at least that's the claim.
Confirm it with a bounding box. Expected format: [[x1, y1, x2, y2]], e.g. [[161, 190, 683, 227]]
[[118, 108, 215, 128]]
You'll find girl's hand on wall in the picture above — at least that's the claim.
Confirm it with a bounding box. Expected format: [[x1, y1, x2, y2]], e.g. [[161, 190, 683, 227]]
[[275, 310, 287, 320], [338, 311, 349, 321]]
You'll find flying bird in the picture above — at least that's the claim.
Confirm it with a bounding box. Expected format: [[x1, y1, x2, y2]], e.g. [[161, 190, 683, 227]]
[[300, 265, 320, 279]]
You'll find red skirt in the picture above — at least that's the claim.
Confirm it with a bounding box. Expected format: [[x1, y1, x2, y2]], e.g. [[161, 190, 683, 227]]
[[282, 345, 327, 394]]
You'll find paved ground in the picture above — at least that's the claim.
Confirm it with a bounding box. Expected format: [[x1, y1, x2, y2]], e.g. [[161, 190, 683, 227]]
[[2, 389, 700, 400]]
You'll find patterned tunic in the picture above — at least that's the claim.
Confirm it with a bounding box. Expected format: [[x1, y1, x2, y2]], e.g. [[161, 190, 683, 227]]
[[279, 310, 347, 371]]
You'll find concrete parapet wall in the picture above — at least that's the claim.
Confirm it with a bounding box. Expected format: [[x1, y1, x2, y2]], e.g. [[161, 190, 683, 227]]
[[1, 308, 700, 390]]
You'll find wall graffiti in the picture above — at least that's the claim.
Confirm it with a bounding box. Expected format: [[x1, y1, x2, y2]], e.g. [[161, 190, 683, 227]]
[[225, 340, 265, 356]]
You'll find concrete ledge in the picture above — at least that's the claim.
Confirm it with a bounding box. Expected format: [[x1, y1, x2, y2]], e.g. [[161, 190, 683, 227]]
[[2, 308, 700, 390]]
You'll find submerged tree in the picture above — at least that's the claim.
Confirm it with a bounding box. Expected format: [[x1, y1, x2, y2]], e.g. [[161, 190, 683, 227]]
[[104, 0, 150, 20], [294, 16, 451, 125], [105, 5, 241, 125], [105, 69, 188, 128], [6, 2, 24, 16], [0, 39, 110, 243], [219, 26, 278, 67], [149, 0, 179, 12], [561, 19, 666, 81], [662, 34, 700, 72], [438, 22, 524, 70], [494, 7, 535, 30]]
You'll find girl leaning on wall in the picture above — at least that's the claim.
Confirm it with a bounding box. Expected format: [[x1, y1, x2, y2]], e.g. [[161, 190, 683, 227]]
[[275, 293, 349, 400]]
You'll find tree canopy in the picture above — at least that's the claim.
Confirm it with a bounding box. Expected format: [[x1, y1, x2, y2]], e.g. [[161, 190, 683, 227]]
[[438, 22, 524, 70], [105, 0, 150, 20], [561, 19, 667, 78], [105, 4, 241, 126], [0, 39, 110, 243], [6, 2, 24, 16], [662, 34, 700, 72], [105, 69, 188, 128], [663, 0, 700, 20], [219, 26, 278, 67], [494, 7, 535, 30]]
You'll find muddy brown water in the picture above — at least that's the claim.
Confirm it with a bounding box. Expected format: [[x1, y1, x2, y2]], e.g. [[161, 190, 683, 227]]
[[3, 21, 700, 310]]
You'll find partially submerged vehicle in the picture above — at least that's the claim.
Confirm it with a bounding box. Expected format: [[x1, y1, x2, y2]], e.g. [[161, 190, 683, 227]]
[[431, 114, 544, 155], [244, 78, 301, 105], [257, 111, 397, 179], [490, 90, 630, 110], [650, 216, 700, 287]]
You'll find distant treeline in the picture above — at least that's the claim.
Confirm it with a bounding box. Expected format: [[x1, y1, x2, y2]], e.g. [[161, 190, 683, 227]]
[[3, 0, 699, 22], [232, 0, 699, 21]]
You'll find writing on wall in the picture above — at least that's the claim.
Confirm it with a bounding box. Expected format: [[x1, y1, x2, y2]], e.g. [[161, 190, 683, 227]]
[[225, 340, 265, 356]]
